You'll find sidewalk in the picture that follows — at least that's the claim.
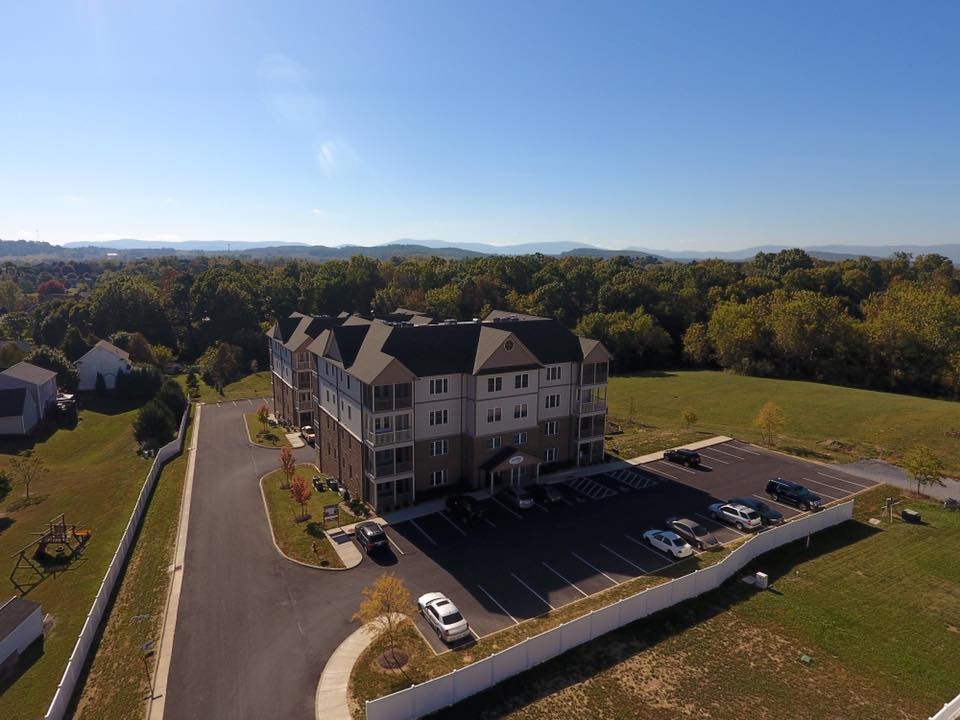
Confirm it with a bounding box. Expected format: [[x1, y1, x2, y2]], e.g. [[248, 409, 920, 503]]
[[324, 528, 363, 568], [314, 622, 378, 720]]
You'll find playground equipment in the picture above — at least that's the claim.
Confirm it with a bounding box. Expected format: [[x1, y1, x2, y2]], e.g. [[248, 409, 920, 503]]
[[10, 514, 91, 594]]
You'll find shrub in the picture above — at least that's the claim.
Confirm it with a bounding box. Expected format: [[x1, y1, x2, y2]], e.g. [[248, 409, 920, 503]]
[[306, 521, 326, 538], [116, 364, 163, 400], [0, 471, 11, 503], [156, 378, 187, 419], [133, 398, 176, 449]]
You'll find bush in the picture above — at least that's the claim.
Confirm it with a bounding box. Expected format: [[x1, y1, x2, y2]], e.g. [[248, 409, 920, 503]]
[[0, 471, 11, 503], [23, 345, 79, 391], [348, 498, 371, 518], [133, 398, 176, 450], [306, 521, 326, 538], [115, 364, 163, 400], [95, 372, 107, 396], [156, 379, 187, 419]]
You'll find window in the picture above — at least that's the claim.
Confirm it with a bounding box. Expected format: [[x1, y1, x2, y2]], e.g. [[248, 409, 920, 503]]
[[544, 393, 561, 409], [486, 436, 502, 449], [514, 373, 529, 389], [544, 448, 559, 462], [346, 375, 351, 389], [429, 409, 449, 426], [546, 366, 562, 381], [487, 376, 502, 392], [544, 420, 558, 436], [347, 406, 352, 420], [429, 378, 448, 395], [486, 407, 502, 423], [514, 432, 527, 445], [430, 439, 448, 457], [513, 403, 528, 419], [325, 389, 330, 402], [430, 469, 448, 487]]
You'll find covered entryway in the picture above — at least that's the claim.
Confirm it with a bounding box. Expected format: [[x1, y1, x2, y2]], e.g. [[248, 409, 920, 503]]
[[480, 447, 541, 495]]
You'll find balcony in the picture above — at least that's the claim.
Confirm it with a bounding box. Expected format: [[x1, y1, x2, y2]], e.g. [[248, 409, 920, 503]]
[[366, 428, 413, 446], [576, 400, 606, 414]]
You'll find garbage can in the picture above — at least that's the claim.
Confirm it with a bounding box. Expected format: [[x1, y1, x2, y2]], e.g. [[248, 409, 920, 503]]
[[901, 509, 922, 523]]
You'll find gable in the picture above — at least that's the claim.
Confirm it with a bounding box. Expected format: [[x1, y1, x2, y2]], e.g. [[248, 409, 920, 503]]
[[473, 328, 540, 373]]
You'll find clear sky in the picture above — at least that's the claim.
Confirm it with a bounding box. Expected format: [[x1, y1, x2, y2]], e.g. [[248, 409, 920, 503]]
[[1, 1, 958, 250]]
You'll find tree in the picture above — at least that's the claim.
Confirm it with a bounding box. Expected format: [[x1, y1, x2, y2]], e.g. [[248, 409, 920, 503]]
[[0, 470, 10, 503], [10, 452, 46, 500], [257, 403, 269, 434], [681, 407, 698, 430], [23, 345, 79, 391], [134, 398, 177, 450], [37, 278, 66, 299], [279, 447, 296, 490], [95, 372, 107, 396], [353, 573, 417, 672], [289, 475, 312, 521], [88, 274, 175, 346], [902, 445, 945, 497], [682, 322, 711, 365], [197, 342, 243, 391], [156, 379, 188, 420], [61, 326, 89, 361], [115, 365, 163, 400], [754, 401, 786, 445], [152, 344, 176, 371], [0, 342, 25, 370], [109, 331, 157, 365]]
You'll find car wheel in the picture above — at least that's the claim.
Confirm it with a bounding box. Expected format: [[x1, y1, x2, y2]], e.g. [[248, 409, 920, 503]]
[[805, 502, 812, 511], [736, 522, 744, 531], [435, 626, 442, 639], [698, 541, 705, 550], [711, 511, 718, 520]]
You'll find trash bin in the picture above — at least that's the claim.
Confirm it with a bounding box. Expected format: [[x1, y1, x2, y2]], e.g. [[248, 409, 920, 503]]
[[901, 509, 922, 523]]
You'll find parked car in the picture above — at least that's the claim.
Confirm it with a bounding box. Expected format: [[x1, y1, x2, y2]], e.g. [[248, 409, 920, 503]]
[[666, 517, 720, 550], [326, 477, 340, 493], [729, 496, 784, 525], [445, 494, 484, 525], [354, 521, 388, 554], [663, 448, 701, 467], [765, 477, 822, 511], [417, 592, 472, 643], [642, 529, 694, 558], [501, 486, 534, 510], [708, 502, 763, 531], [300, 425, 316, 445], [528, 483, 563, 505], [312, 475, 326, 492]]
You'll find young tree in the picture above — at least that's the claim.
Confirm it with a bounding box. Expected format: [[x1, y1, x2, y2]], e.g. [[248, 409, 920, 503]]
[[289, 474, 312, 521], [10, 452, 46, 500], [681, 407, 699, 430], [278, 446, 296, 490], [902, 445, 945, 496], [353, 573, 417, 672], [754, 401, 786, 445], [256, 403, 270, 435]]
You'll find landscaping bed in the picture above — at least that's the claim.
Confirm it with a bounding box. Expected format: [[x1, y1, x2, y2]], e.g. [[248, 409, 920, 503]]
[[244, 412, 291, 448]]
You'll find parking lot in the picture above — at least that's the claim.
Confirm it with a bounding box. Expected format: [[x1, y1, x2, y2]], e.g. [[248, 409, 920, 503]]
[[359, 439, 877, 653]]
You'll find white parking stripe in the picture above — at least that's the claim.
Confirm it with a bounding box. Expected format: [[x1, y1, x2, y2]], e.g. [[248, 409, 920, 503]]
[[708, 446, 745, 460], [571, 552, 619, 584], [697, 451, 729, 465], [491, 495, 523, 519], [598, 543, 649, 573], [656, 460, 698, 475], [694, 512, 746, 537], [408, 519, 438, 546], [511, 572, 554, 610], [477, 585, 519, 625], [752, 493, 803, 514], [645, 465, 680, 480], [438, 511, 468, 537], [727, 442, 762, 455], [483, 517, 497, 528], [533, 501, 550, 513], [542, 562, 588, 597], [817, 470, 871, 489], [247, 398, 254, 405], [232, 400, 238, 406], [384, 531, 406, 556], [800, 477, 847, 499], [624, 534, 679, 565]]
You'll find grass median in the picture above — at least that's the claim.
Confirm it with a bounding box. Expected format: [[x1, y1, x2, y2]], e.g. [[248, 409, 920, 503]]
[[260, 464, 352, 568], [244, 412, 291, 448], [175, 370, 272, 404]]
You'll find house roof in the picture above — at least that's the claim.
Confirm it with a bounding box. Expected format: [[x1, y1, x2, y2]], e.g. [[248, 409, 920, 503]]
[[283, 315, 343, 352], [1, 362, 57, 386], [86, 340, 130, 363], [0, 388, 26, 418], [0, 596, 41, 639]]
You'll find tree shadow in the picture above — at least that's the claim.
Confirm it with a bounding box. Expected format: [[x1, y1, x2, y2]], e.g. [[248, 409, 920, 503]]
[[0, 516, 13, 535], [778, 445, 834, 462]]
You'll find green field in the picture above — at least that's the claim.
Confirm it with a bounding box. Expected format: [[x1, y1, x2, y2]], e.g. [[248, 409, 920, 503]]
[[0, 399, 152, 720], [73, 407, 194, 720], [260, 464, 347, 568], [175, 370, 272, 404], [607, 371, 960, 473], [431, 486, 960, 720]]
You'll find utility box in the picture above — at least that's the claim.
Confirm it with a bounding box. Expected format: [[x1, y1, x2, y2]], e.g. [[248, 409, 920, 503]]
[[901, 509, 922, 523], [755, 572, 769, 589]]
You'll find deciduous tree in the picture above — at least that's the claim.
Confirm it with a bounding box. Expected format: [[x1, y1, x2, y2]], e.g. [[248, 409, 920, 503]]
[[10, 452, 46, 500], [289, 474, 311, 521], [681, 408, 698, 430], [902, 445, 945, 497], [257, 403, 269, 434], [279, 446, 296, 490], [754, 401, 785, 445], [353, 573, 417, 673]]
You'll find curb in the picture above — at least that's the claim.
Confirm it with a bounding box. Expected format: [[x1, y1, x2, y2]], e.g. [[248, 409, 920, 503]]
[[242, 408, 294, 451]]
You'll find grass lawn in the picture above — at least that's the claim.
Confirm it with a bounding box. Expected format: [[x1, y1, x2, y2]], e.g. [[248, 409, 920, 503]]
[[0, 398, 156, 720], [260, 464, 351, 568], [421, 485, 960, 720], [244, 412, 290, 448], [175, 370, 272, 404], [72, 407, 194, 720], [606, 370, 960, 473]]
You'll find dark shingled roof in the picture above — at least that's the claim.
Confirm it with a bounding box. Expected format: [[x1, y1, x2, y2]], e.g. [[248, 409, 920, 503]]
[[270, 316, 303, 343], [0, 596, 41, 639], [380, 323, 484, 376], [330, 325, 371, 367], [0, 388, 26, 418], [2, 362, 57, 386], [499, 319, 585, 365]]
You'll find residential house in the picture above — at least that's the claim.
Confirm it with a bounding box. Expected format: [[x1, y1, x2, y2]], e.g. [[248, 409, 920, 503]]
[[75, 340, 132, 391], [0, 596, 43, 678], [0, 362, 57, 435]]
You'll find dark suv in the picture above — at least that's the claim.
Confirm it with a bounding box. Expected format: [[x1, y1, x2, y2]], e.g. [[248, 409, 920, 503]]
[[354, 521, 388, 553], [663, 448, 701, 467], [445, 494, 484, 525], [765, 478, 822, 511]]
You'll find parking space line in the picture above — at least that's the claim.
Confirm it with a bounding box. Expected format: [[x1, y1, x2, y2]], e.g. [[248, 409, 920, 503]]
[[598, 543, 649, 573], [800, 477, 848, 498], [817, 470, 871, 489], [624, 534, 679, 565], [752, 494, 803, 514], [477, 585, 519, 625], [694, 512, 746, 537], [232, 400, 238, 406], [708, 446, 745, 460], [533, 501, 550, 513], [697, 451, 729, 465], [483, 517, 497, 528], [491, 496, 523, 519], [511, 572, 554, 610], [655, 460, 697, 475], [644, 465, 679, 480], [571, 552, 619, 585], [541, 562, 588, 597], [727, 441, 762, 455], [247, 398, 253, 406], [408, 519, 438, 546], [383, 529, 406, 555], [438, 511, 468, 537]]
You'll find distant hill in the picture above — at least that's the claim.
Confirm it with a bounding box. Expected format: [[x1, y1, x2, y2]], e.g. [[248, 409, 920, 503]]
[[560, 247, 663, 260], [239, 243, 484, 260], [63, 239, 310, 251], [624, 244, 960, 263], [389, 239, 600, 255]]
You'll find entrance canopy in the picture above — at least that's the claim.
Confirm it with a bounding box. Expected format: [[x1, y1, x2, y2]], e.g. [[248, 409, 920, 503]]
[[480, 447, 540, 474]]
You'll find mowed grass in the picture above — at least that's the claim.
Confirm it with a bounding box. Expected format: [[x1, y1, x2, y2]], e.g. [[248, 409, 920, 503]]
[[73, 407, 194, 720], [243, 412, 290, 448], [428, 486, 960, 720], [260, 464, 346, 568], [607, 371, 960, 473], [0, 398, 152, 720], [175, 370, 272, 404]]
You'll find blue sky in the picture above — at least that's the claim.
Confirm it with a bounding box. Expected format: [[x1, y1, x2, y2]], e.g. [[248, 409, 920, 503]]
[[1, 1, 957, 250]]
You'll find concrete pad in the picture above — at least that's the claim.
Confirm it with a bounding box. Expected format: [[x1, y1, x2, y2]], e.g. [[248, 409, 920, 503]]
[[286, 433, 305, 448], [325, 529, 363, 568]]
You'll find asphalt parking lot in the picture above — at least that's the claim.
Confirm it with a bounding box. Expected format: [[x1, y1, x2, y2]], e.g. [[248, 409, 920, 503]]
[[360, 439, 877, 653]]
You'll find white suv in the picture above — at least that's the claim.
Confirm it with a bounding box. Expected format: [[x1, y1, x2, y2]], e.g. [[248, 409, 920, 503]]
[[708, 502, 763, 531]]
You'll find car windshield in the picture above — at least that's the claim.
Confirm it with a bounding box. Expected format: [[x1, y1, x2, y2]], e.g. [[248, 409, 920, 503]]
[[745, 511, 760, 520], [692, 525, 708, 536], [671, 537, 685, 546], [443, 611, 463, 624], [795, 487, 811, 497]]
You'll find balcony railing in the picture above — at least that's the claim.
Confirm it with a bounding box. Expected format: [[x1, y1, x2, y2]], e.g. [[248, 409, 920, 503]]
[[366, 428, 413, 446], [576, 400, 607, 414]]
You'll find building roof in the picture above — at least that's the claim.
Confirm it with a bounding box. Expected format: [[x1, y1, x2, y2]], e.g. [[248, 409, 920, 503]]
[[0, 387, 26, 418], [85, 339, 130, 363], [0, 596, 41, 639], [0, 339, 31, 354], [1, 362, 57, 386], [283, 315, 343, 352]]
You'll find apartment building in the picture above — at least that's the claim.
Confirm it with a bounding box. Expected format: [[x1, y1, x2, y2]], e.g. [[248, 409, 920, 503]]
[[299, 310, 610, 513]]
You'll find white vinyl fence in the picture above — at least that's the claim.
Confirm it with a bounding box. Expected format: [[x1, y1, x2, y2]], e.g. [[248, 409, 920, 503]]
[[43, 408, 190, 720], [930, 693, 960, 720], [366, 500, 854, 720]]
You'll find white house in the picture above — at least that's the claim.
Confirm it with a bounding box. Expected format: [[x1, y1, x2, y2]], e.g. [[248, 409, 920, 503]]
[[0, 362, 57, 435], [76, 340, 132, 391], [0, 596, 43, 677]]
